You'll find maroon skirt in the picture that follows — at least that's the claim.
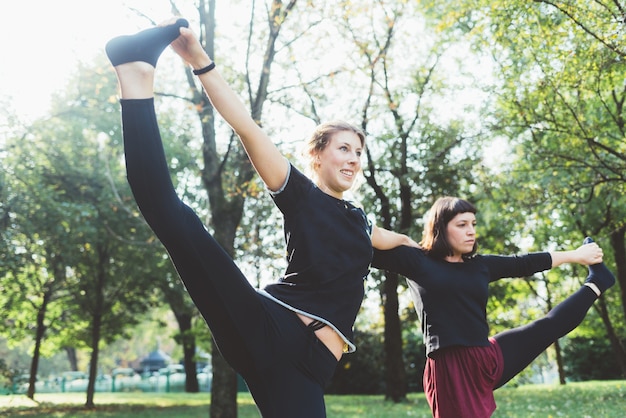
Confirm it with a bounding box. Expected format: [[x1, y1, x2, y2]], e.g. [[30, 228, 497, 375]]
[[424, 337, 504, 418]]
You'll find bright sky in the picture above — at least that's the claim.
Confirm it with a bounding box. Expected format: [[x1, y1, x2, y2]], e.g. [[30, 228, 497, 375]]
[[0, 1, 186, 121]]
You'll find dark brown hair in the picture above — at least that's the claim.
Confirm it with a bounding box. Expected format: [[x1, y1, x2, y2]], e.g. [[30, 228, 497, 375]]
[[420, 196, 478, 259]]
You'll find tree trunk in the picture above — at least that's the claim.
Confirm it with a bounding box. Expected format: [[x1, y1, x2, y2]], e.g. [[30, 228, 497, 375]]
[[553, 339, 566, 385], [65, 347, 79, 371], [608, 228, 626, 377], [382, 271, 407, 402], [27, 295, 49, 399], [192, 1, 240, 413], [210, 345, 238, 418], [187, 1, 297, 416], [609, 227, 626, 321], [364, 171, 409, 402], [176, 313, 200, 392], [85, 250, 107, 409], [27, 255, 62, 399], [164, 278, 201, 394], [85, 314, 101, 409], [543, 280, 567, 385], [596, 295, 626, 378]]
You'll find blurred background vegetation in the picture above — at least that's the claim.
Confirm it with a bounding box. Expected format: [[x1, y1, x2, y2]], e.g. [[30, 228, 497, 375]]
[[1, 0, 624, 415]]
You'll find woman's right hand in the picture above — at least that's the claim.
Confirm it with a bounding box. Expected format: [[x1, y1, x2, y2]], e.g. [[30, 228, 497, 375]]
[[170, 25, 213, 70]]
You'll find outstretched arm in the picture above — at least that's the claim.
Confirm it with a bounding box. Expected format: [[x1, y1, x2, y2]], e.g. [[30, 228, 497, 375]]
[[550, 241, 604, 268], [371, 225, 419, 250], [170, 26, 288, 191]]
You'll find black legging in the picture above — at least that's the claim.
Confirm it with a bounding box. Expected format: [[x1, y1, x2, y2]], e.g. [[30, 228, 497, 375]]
[[121, 98, 337, 417], [494, 286, 597, 388]]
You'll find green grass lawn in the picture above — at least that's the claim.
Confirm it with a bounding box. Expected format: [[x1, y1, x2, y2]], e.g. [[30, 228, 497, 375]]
[[1, 380, 624, 417]]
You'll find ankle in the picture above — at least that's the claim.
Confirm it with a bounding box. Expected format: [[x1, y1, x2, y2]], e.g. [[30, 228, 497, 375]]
[[584, 282, 601, 297], [115, 61, 155, 75], [584, 263, 615, 296], [117, 63, 155, 99]]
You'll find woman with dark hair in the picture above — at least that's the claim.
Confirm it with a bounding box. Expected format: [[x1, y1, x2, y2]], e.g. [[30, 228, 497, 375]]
[[372, 196, 615, 418], [105, 18, 416, 418]]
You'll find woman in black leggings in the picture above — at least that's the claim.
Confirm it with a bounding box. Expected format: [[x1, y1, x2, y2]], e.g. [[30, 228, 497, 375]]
[[372, 196, 615, 418], [105, 18, 416, 418]]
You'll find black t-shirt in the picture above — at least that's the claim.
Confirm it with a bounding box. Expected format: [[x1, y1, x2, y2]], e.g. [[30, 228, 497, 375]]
[[372, 246, 552, 356], [261, 164, 372, 352]]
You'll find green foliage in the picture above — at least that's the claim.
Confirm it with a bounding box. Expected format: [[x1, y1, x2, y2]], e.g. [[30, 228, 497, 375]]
[[420, 0, 626, 238], [2, 0, 625, 402], [0, 358, 13, 393], [417, 0, 626, 376], [327, 330, 386, 395], [0, 56, 201, 392], [402, 329, 426, 392], [562, 337, 626, 381], [326, 328, 427, 395]]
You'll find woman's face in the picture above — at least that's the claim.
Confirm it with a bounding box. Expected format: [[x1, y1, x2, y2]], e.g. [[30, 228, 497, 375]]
[[314, 130, 363, 198], [445, 212, 476, 260]]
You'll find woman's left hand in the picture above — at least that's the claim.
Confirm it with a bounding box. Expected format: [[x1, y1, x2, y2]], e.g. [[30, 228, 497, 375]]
[[576, 241, 603, 265]]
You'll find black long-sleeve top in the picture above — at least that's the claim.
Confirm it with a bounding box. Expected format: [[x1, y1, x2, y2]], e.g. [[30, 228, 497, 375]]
[[261, 164, 373, 352], [372, 246, 552, 356]]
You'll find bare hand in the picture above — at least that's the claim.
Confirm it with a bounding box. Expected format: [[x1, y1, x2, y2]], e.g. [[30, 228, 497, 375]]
[[169, 26, 212, 69], [576, 241, 603, 265], [405, 237, 420, 248]]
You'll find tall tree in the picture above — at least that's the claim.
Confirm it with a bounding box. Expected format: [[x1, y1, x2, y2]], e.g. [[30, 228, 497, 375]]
[[333, 0, 485, 400], [420, 0, 626, 377], [0, 115, 89, 400], [169, 0, 298, 415], [0, 62, 174, 406]]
